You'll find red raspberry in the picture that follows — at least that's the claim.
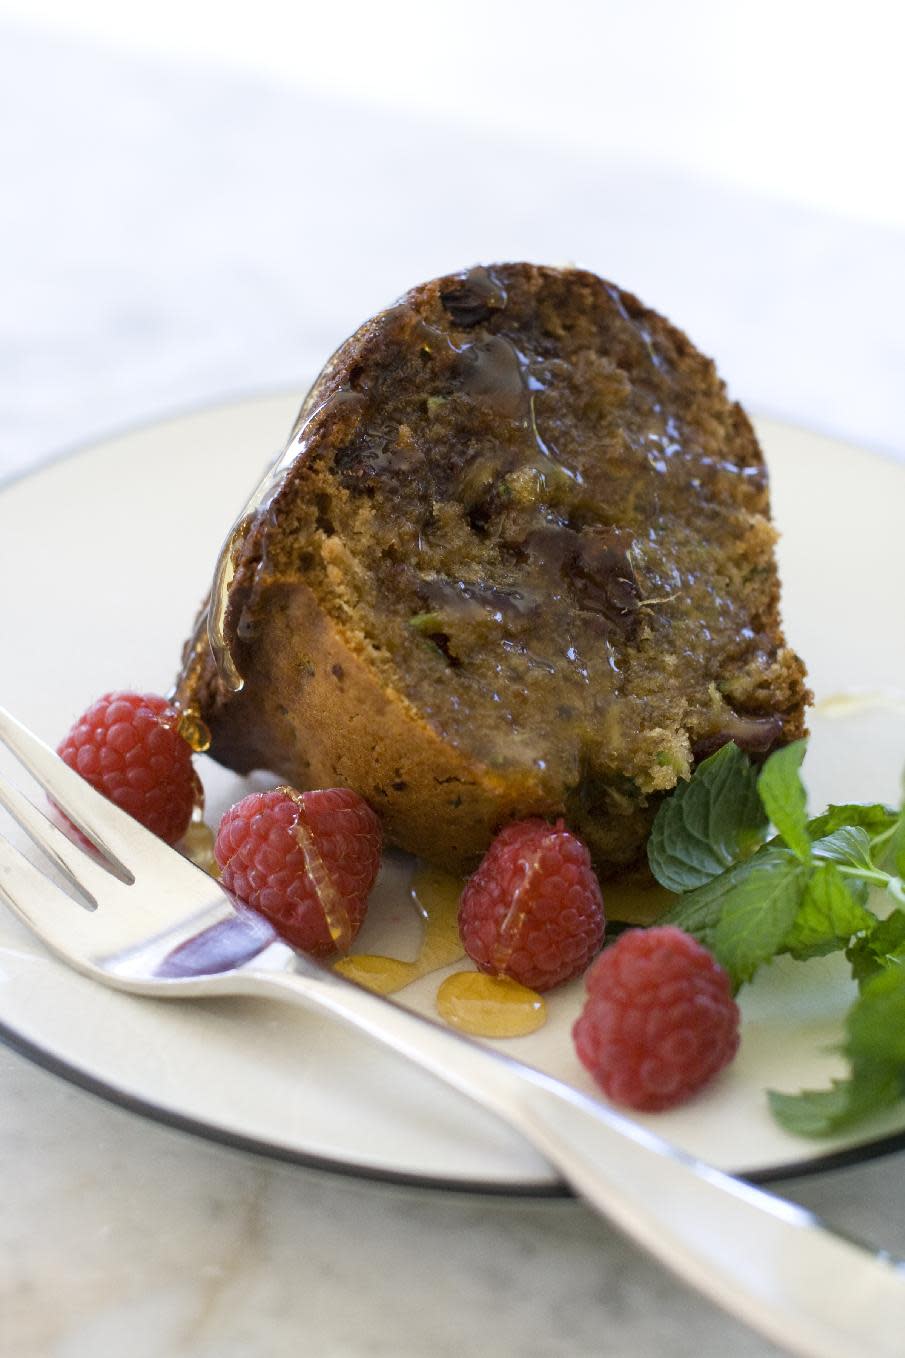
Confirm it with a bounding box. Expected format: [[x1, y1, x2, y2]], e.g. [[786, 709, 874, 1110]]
[[57, 692, 200, 844], [214, 787, 381, 956], [572, 926, 740, 1111], [459, 818, 605, 992]]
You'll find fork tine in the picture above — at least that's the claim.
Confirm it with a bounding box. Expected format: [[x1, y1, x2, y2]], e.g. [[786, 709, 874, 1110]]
[[0, 705, 162, 878], [0, 775, 124, 908], [0, 834, 98, 963]]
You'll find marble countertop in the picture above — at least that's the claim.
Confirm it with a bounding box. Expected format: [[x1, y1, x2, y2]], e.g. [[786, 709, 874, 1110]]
[[7, 1040, 905, 1358], [2, 22, 904, 1358]]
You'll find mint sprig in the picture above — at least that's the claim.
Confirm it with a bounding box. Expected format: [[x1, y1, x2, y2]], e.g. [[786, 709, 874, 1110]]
[[884, 805, 905, 881], [648, 738, 905, 1136], [757, 740, 811, 863], [712, 854, 810, 985], [646, 742, 766, 892], [767, 1068, 902, 1138], [782, 862, 875, 961], [846, 909, 905, 986], [806, 803, 898, 840], [769, 962, 905, 1136]]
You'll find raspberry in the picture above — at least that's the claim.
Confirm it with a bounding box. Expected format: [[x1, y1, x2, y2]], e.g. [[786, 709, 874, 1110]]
[[57, 692, 199, 844], [572, 926, 740, 1111], [459, 818, 605, 992], [214, 787, 381, 956]]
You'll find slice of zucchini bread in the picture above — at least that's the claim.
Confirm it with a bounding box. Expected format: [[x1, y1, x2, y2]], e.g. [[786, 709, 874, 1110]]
[[178, 263, 809, 875]]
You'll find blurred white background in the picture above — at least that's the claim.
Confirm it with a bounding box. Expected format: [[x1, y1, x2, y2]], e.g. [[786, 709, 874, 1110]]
[[8, 0, 905, 226], [1, 0, 903, 479]]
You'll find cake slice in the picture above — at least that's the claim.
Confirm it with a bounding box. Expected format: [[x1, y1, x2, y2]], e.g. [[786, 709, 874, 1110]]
[[177, 264, 809, 875]]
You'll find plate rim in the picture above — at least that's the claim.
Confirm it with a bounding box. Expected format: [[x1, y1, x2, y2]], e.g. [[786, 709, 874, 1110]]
[[3, 391, 905, 1196], [7, 1011, 905, 1192]]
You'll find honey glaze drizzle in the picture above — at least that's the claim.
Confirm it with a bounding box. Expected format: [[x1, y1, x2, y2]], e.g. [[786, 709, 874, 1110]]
[[426, 848, 550, 1037], [165, 622, 213, 752], [178, 808, 220, 877], [175, 706, 212, 753], [334, 865, 464, 994], [436, 972, 547, 1038], [335, 865, 549, 1038], [603, 880, 677, 927], [492, 849, 542, 974], [455, 332, 583, 489], [207, 388, 363, 693], [168, 608, 203, 703], [283, 787, 354, 952]]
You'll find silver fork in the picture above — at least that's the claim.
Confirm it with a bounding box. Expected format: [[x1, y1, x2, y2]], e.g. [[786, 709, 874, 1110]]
[[1, 706, 903, 1358]]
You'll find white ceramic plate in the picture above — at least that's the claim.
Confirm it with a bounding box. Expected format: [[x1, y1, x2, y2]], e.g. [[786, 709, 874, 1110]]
[[1, 394, 904, 1192]]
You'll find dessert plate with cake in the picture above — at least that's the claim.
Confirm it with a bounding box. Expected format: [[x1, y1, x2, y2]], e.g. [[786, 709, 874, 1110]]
[[0, 265, 903, 1191]]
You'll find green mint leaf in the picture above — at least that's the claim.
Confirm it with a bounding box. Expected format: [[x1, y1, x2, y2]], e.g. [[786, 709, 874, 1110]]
[[885, 807, 905, 879], [711, 853, 811, 986], [846, 909, 905, 987], [847, 961, 905, 1064], [810, 826, 874, 871], [769, 1068, 902, 1137], [782, 862, 876, 961], [658, 847, 780, 953], [647, 742, 767, 892], [757, 740, 811, 863], [805, 803, 898, 841], [770, 960, 905, 1137]]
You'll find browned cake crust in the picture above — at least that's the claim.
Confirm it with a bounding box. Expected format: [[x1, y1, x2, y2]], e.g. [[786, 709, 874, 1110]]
[[179, 264, 810, 875]]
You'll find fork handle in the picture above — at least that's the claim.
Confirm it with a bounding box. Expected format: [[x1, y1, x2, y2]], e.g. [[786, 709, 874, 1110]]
[[238, 957, 905, 1358]]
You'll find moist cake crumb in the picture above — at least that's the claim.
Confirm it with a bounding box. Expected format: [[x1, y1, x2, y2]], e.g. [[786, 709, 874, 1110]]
[[178, 263, 810, 876]]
